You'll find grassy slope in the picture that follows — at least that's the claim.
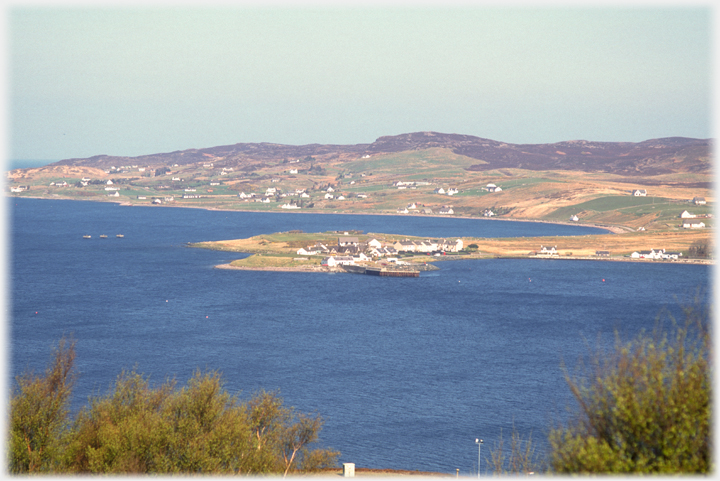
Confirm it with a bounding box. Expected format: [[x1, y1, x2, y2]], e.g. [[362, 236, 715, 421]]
[[7, 147, 713, 235]]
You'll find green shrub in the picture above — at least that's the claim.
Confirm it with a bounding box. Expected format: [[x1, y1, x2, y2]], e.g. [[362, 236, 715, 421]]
[[9, 341, 339, 475], [549, 305, 711, 474]]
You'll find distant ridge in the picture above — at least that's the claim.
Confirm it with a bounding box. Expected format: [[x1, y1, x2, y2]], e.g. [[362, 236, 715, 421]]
[[53, 131, 711, 176]]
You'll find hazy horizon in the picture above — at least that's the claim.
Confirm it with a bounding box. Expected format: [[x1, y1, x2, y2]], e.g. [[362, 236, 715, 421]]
[[8, 6, 712, 161]]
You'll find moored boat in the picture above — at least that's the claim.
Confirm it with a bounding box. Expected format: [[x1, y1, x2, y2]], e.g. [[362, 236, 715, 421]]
[[83, 235, 91, 239]]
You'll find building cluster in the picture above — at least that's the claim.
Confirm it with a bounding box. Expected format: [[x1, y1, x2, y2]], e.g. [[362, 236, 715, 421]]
[[295, 235, 464, 267], [630, 248, 682, 260]]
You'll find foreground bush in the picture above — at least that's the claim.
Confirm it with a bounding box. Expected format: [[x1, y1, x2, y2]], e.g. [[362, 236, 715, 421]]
[[9, 341, 338, 474], [549, 305, 711, 473]]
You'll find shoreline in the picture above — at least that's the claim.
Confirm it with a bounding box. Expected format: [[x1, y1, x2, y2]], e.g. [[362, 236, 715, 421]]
[[214, 254, 713, 274], [11, 194, 618, 234]]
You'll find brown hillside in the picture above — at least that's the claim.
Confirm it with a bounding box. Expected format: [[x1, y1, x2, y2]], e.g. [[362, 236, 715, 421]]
[[51, 132, 711, 176]]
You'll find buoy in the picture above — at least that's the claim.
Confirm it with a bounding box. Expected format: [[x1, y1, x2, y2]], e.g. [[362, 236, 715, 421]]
[[206, 316, 209, 318], [602, 279, 605, 282]]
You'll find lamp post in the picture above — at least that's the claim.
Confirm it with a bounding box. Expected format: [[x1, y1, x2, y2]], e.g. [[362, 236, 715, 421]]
[[475, 438, 483, 478]]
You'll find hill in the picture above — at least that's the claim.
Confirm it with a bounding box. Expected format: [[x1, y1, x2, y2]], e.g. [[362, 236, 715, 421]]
[[5, 132, 713, 239], [49, 131, 711, 177]]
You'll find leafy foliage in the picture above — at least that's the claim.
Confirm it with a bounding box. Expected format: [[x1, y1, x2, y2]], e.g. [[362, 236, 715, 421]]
[[9, 342, 339, 475], [549, 305, 711, 474], [9, 338, 76, 473]]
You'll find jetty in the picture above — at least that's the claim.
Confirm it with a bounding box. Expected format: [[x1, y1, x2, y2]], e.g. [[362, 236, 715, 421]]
[[342, 263, 438, 277]]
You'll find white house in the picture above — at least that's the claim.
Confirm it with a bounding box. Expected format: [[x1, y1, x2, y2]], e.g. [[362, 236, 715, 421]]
[[301, 192, 310, 198], [397, 207, 409, 214], [434, 187, 446, 194], [680, 210, 697, 218], [447, 188, 459, 195], [539, 245, 558, 256], [632, 189, 648, 196], [280, 203, 300, 209], [238, 192, 250, 199], [682, 221, 705, 229], [367, 238, 383, 249], [326, 186, 335, 193], [106, 180, 114, 185], [693, 197, 707, 205], [570, 215, 579, 221], [296, 247, 318, 255], [336, 195, 346, 200], [324, 193, 334, 199], [321, 256, 355, 267], [289, 169, 298, 174], [438, 207, 454, 215]]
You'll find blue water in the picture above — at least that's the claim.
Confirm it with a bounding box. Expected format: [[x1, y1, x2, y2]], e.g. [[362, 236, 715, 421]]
[[9, 198, 710, 473]]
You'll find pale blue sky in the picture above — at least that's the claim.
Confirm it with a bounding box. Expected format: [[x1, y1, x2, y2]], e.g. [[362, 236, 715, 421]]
[[6, 6, 713, 161]]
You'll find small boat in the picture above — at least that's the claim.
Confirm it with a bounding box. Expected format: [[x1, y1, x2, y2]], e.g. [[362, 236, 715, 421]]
[[116, 234, 124, 238], [83, 235, 91, 239], [99, 235, 108, 239]]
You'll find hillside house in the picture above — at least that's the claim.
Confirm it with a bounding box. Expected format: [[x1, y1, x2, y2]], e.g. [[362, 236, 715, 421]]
[[447, 188, 459, 195], [632, 189, 648, 196], [325, 193, 334, 199], [434, 187, 446, 194], [693, 197, 707, 205], [397, 207, 409, 214], [570, 215, 579, 221], [438, 207, 454, 215], [280, 203, 300, 209], [682, 221, 705, 229], [680, 210, 697, 218]]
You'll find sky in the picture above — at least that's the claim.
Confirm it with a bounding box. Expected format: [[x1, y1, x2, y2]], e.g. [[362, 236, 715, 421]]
[[4, 3, 714, 161]]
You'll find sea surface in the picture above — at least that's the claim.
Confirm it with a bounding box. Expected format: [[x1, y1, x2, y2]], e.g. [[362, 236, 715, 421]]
[[9, 198, 710, 473]]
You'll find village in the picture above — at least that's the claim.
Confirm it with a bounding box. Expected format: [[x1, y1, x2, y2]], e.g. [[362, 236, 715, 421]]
[[294, 234, 464, 268]]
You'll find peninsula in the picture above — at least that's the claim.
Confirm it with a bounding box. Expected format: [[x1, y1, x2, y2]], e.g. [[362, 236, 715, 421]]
[[190, 227, 712, 274]]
